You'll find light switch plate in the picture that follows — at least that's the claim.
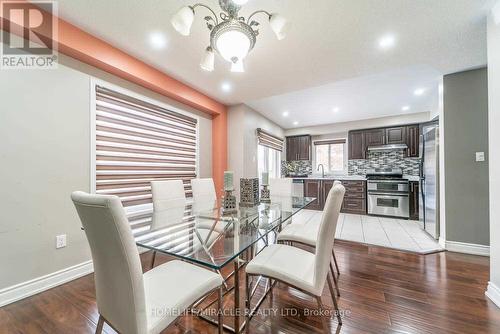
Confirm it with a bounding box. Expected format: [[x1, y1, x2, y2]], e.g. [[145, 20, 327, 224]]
[[56, 234, 67, 249], [476, 152, 485, 162]]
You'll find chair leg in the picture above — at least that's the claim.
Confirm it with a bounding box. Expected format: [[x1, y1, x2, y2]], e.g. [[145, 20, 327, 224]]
[[269, 279, 274, 307], [329, 262, 340, 297], [332, 249, 340, 276], [151, 250, 157, 269], [245, 273, 251, 334], [218, 286, 223, 334], [327, 274, 343, 325], [315, 296, 329, 333], [95, 315, 104, 334]]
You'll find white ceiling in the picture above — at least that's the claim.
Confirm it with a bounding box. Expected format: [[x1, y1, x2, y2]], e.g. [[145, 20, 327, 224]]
[[56, 0, 491, 127], [248, 65, 441, 128]]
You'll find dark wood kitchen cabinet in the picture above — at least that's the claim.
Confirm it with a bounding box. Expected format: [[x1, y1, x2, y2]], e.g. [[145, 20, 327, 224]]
[[386, 126, 407, 144], [406, 125, 420, 157], [304, 179, 322, 210], [348, 131, 365, 159], [364, 128, 385, 147], [286, 135, 311, 161], [409, 181, 419, 220], [305, 179, 367, 214], [348, 123, 421, 160], [340, 180, 366, 214]]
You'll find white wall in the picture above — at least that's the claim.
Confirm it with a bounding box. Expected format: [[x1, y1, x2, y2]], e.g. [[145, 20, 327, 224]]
[[284, 112, 431, 137], [227, 104, 284, 196], [0, 53, 213, 296], [486, 1, 500, 308]]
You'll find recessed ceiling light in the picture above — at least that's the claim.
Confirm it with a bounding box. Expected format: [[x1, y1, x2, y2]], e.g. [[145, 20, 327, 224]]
[[293, 121, 299, 126], [149, 31, 168, 49], [282, 111, 289, 117], [221, 82, 232, 92], [378, 34, 396, 50], [402, 106, 410, 111], [414, 88, 425, 96], [332, 107, 340, 113]]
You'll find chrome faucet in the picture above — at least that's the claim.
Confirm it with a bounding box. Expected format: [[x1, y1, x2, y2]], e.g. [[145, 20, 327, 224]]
[[317, 164, 325, 178]]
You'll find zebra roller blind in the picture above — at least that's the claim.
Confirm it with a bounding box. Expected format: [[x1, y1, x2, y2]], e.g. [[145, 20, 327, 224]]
[[256, 128, 284, 152], [94, 85, 198, 207]]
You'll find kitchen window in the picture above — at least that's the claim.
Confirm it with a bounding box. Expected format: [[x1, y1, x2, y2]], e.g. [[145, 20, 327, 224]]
[[91, 81, 198, 211], [257, 129, 284, 183], [314, 139, 347, 174]]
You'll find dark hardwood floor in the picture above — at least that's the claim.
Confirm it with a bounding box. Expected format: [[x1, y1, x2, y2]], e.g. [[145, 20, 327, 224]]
[[1, 240, 499, 334]]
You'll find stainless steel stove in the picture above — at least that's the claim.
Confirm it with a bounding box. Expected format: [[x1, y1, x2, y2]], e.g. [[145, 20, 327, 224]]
[[366, 168, 409, 218]]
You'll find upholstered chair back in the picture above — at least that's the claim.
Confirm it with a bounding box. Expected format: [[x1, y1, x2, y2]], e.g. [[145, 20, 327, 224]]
[[269, 178, 293, 197], [191, 178, 217, 204], [313, 184, 345, 291], [151, 180, 186, 211], [71, 192, 147, 334]]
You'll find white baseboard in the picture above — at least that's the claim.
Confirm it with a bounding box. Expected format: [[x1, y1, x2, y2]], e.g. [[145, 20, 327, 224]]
[[445, 240, 490, 256], [486, 282, 500, 309], [438, 237, 446, 248], [0, 260, 94, 308]]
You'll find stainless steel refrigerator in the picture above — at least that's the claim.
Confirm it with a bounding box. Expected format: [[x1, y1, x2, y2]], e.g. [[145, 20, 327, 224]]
[[419, 123, 440, 239]]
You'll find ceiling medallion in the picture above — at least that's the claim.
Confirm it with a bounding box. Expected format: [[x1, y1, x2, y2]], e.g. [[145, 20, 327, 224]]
[[171, 0, 289, 73]]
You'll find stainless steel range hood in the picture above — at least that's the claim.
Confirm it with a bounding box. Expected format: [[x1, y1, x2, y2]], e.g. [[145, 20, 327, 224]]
[[367, 144, 408, 152]]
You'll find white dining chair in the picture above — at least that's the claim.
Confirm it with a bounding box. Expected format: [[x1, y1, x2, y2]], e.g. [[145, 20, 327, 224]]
[[150, 180, 187, 268], [151, 180, 186, 211], [277, 180, 343, 295], [245, 183, 345, 332], [269, 178, 293, 197], [71, 191, 224, 334], [191, 178, 217, 204]]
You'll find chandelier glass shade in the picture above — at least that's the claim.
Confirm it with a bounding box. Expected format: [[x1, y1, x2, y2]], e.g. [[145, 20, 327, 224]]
[[171, 0, 288, 73]]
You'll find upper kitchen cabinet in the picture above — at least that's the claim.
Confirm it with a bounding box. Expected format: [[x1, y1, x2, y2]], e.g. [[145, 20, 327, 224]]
[[406, 125, 420, 157], [364, 128, 385, 146], [286, 135, 311, 161], [348, 123, 421, 160], [386, 126, 407, 144], [348, 130, 365, 159]]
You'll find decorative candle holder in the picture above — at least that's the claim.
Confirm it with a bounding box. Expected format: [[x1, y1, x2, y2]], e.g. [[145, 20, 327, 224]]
[[222, 190, 237, 215], [260, 184, 271, 203], [240, 178, 260, 207]]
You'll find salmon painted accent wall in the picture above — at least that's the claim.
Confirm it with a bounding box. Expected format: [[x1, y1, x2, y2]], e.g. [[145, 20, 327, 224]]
[[0, 0, 227, 194], [212, 111, 228, 197]]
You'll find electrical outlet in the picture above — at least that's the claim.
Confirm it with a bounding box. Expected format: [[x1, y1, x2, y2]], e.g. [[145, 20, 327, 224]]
[[56, 234, 67, 249], [476, 152, 485, 162]]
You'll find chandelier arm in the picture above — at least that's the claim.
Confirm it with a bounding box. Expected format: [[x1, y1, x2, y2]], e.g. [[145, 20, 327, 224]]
[[190, 3, 219, 25], [246, 10, 271, 24]]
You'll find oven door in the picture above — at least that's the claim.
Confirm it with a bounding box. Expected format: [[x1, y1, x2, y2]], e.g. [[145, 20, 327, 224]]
[[367, 180, 409, 192], [368, 192, 409, 218]]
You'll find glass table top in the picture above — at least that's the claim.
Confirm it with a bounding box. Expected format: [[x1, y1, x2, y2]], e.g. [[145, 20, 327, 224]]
[[132, 196, 315, 270]]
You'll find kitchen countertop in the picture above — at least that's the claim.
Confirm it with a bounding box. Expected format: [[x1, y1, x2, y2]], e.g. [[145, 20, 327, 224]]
[[287, 175, 420, 182], [287, 175, 366, 181]]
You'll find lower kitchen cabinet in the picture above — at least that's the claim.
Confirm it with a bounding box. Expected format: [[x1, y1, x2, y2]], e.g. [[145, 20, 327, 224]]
[[304, 179, 322, 210], [304, 179, 367, 214], [340, 181, 367, 214], [409, 181, 419, 220]]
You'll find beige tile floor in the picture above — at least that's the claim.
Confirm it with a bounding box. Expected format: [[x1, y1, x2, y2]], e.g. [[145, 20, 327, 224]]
[[292, 210, 444, 254]]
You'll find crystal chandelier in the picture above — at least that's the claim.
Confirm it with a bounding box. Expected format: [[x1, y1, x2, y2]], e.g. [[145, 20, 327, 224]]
[[171, 0, 288, 73]]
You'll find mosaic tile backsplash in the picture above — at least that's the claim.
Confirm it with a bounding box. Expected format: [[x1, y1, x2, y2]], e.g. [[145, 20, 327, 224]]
[[281, 160, 312, 176], [282, 150, 420, 177], [348, 150, 421, 176]]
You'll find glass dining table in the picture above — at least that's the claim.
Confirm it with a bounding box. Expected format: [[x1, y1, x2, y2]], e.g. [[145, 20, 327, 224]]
[[131, 195, 315, 333]]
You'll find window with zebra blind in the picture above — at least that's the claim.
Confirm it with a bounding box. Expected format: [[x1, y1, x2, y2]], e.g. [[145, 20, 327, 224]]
[[92, 82, 198, 210]]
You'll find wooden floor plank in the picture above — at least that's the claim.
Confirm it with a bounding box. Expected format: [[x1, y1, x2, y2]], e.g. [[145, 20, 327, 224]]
[[1, 240, 499, 333]]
